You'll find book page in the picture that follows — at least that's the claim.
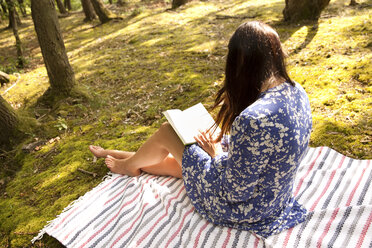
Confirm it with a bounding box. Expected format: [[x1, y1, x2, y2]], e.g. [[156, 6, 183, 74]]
[[163, 103, 220, 145], [163, 109, 189, 144], [182, 103, 217, 141]]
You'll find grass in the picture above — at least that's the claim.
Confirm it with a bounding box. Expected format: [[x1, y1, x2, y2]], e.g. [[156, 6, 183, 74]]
[[0, 0, 371, 246]]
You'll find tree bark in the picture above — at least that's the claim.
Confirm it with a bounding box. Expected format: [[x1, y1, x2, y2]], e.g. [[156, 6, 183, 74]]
[[172, 0, 190, 9], [283, 0, 330, 22], [0, 2, 2, 23], [55, 0, 68, 14], [6, 0, 24, 68], [31, 0, 76, 96], [7, 4, 21, 29], [90, 0, 117, 24], [0, 95, 19, 147], [15, 7, 21, 24], [81, 0, 96, 21], [349, 0, 357, 6], [64, 0, 72, 10]]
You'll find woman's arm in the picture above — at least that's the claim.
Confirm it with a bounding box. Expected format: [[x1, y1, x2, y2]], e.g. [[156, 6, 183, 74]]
[[194, 130, 223, 158]]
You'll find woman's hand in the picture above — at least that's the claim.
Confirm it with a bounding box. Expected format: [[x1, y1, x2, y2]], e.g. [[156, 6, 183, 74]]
[[194, 130, 221, 158]]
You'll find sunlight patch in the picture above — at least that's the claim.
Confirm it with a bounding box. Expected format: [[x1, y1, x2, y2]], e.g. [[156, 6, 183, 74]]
[[40, 161, 82, 189], [186, 41, 217, 53]]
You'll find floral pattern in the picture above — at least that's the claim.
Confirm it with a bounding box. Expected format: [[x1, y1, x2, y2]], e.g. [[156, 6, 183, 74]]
[[182, 82, 312, 237]]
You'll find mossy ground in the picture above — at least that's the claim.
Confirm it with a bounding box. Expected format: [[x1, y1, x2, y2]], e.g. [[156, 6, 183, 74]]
[[0, 0, 371, 246]]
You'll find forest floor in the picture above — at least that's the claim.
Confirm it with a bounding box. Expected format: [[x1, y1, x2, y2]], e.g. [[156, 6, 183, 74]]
[[0, 0, 371, 246]]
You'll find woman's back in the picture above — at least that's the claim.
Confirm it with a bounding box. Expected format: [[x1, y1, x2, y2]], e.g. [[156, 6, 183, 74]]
[[182, 82, 312, 237]]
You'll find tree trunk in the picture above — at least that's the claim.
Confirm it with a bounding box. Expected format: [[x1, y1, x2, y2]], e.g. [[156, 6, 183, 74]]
[[7, 5, 22, 29], [0, 2, 3, 24], [15, 7, 21, 24], [0, 95, 19, 147], [349, 0, 357, 5], [6, 0, 24, 68], [55, 0, 68, 14], [172, 0, 190, 9], [108, 0, 112, 4], [283, 0, 330, 22], [31, 0, 76, 96], [90, 0, 117, 24], [64, 0, 72, 10], [81, 0, 96, 21]]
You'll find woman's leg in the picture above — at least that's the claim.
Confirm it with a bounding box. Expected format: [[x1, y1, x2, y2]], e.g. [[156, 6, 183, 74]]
[[141, 155, 182, 178], [89, 145, 182, 178], [89, 145, 134, 159], [105, 122, 184, 177]]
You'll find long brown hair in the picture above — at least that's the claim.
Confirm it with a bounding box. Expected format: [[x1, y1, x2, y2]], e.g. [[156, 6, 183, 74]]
[[212, 21, 294, 141]]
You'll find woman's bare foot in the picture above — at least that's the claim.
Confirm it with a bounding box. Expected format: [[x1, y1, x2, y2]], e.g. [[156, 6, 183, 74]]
[[89, 145, 107, 158], [105, 155, 141, 176]]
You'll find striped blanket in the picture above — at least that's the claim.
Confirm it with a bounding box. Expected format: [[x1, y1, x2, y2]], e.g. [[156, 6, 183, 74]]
[[32, 147, 372, 247]]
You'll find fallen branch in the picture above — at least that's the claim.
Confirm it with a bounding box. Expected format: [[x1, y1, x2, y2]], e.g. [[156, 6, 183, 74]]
[[22, 140, 45, 153], [35, 147, 57, 159], [78, 168, 97, 177]]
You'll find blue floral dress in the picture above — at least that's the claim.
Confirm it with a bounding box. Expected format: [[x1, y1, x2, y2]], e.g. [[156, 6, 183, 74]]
[[181, 82, 312, 238]]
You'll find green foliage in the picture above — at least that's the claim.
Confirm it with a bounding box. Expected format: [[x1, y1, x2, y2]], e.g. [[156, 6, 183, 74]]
[[71, 0, 82, 10], [0, 0, 370, 246], [0, 64, 18, 75], [54, 117, 68, 131]]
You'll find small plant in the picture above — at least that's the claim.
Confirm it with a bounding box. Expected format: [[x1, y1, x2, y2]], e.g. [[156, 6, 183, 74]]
[[54, 117, 68, 131]]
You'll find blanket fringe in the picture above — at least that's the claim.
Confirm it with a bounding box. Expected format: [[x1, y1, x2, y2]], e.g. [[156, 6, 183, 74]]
[[31, 172, 116, 243]]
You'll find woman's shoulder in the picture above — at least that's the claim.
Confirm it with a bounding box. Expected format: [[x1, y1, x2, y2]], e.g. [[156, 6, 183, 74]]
[[252, 81, 309, 109], [235, 82, 308, 124], [259, 81, 307, 96]]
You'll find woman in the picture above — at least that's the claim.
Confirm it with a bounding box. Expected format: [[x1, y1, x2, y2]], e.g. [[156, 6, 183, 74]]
[[89, 21, 312, 237]]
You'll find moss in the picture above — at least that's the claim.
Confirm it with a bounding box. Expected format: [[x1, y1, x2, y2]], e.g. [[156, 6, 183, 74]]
[[311, 117, 371, 158]]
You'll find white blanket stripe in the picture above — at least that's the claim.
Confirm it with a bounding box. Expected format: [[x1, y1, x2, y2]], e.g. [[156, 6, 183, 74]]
[[32, 147, 372, 247]]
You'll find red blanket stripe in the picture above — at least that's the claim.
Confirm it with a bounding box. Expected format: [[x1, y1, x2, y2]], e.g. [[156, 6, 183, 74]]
[[310, 155, 346, 211], [79, 176, 155, 248], [136, 185, 185, 246], [356, 209, 372, 248], [294, 147, 323, 197], [222, 228, 232, 248], [316, 208, 340, 248], [165, 207, 195, 247], [111, 202, 150, 248], [53, 176, 128, 231], [346, 164, 368, 206], [193, 222, 209, 248]]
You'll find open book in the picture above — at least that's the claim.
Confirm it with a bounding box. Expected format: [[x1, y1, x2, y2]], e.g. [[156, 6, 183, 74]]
[[163, 103, 220, 145]]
